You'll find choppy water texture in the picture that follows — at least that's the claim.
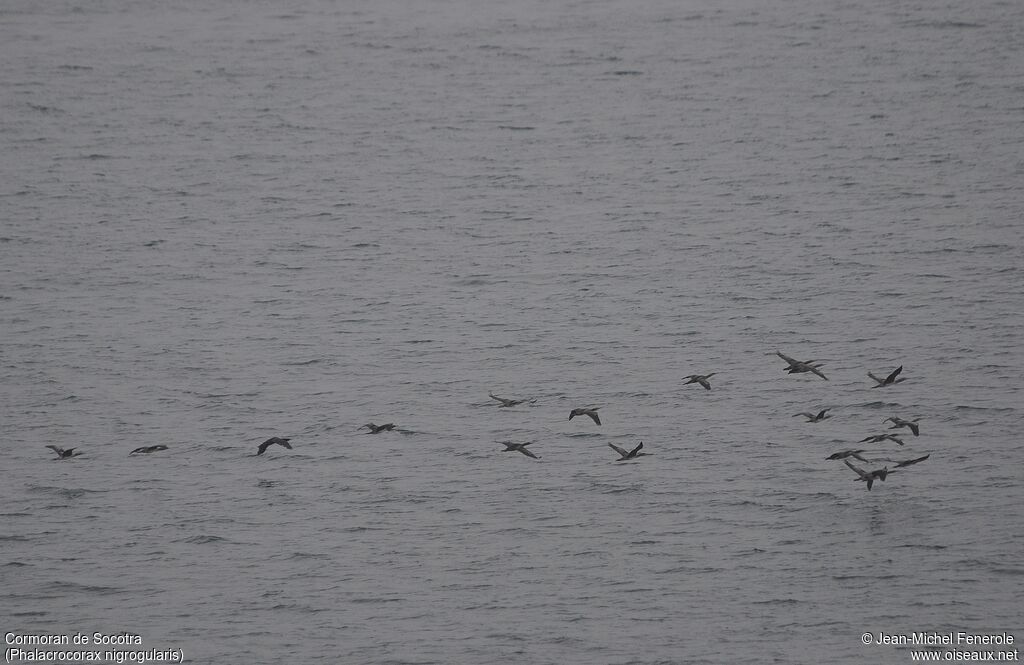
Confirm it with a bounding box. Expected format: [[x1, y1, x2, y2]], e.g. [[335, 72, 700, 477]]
[[2, 0, 1023, 663]]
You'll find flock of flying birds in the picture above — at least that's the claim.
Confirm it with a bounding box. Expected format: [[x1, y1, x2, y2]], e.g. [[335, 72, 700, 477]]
[[771, 350, 931, 491], [485, 351, 931, 490], [41, 350, 930, 491]]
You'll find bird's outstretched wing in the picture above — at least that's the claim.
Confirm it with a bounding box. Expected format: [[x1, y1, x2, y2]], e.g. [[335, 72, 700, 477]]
[[775, 351, 800, 366], [608, 443, 629, 458], [885, 366, 903, 384], [894, 454, 930, 468], [808, 365, 829, 380], [843, 459, 869, 479]]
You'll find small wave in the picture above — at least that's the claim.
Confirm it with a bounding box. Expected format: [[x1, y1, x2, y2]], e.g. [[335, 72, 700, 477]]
[[656, 566, 723, 575], [338, 526, 384, 534], [602, 486, 640, 495], [179, 535, 229, 545], [832, 573, 901, 582], [286, 552, 329, 560], [954, 405, 1015, 413], [853, 401, 903, 409], [906, 20, 983, 29], [44, 581, 126, 595], [268, 603, 327, 613], [484, 633, 526, 642], [26, 486, 107, 499], [191, 391, 260, 399], [28, 103, 64, 114]]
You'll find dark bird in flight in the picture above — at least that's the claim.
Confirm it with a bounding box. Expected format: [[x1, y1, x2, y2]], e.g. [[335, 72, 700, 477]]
[[682, 373, 716, 390], [46, 445, 82, 459], [884, 416, 920, 436], [256, 437, 293, 456], [773, 351, 828, 380], [868, 365, 905, 387], [794, 408, 832, 423], [359, 422, 395, 434], [826, 449, 870, 462], [130, 445, 169, 455], [860, 433, 905, 446], [569, 407, 601, 426], [500, 441, 540, 459], [893, 454, 930, 469], [489, 393, 534, 407], [608, 441, 645, 461], [843, 459, 889, 491]]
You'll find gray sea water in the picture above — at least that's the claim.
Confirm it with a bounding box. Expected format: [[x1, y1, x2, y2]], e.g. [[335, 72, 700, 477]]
[[2, 0, 1022, 663]]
